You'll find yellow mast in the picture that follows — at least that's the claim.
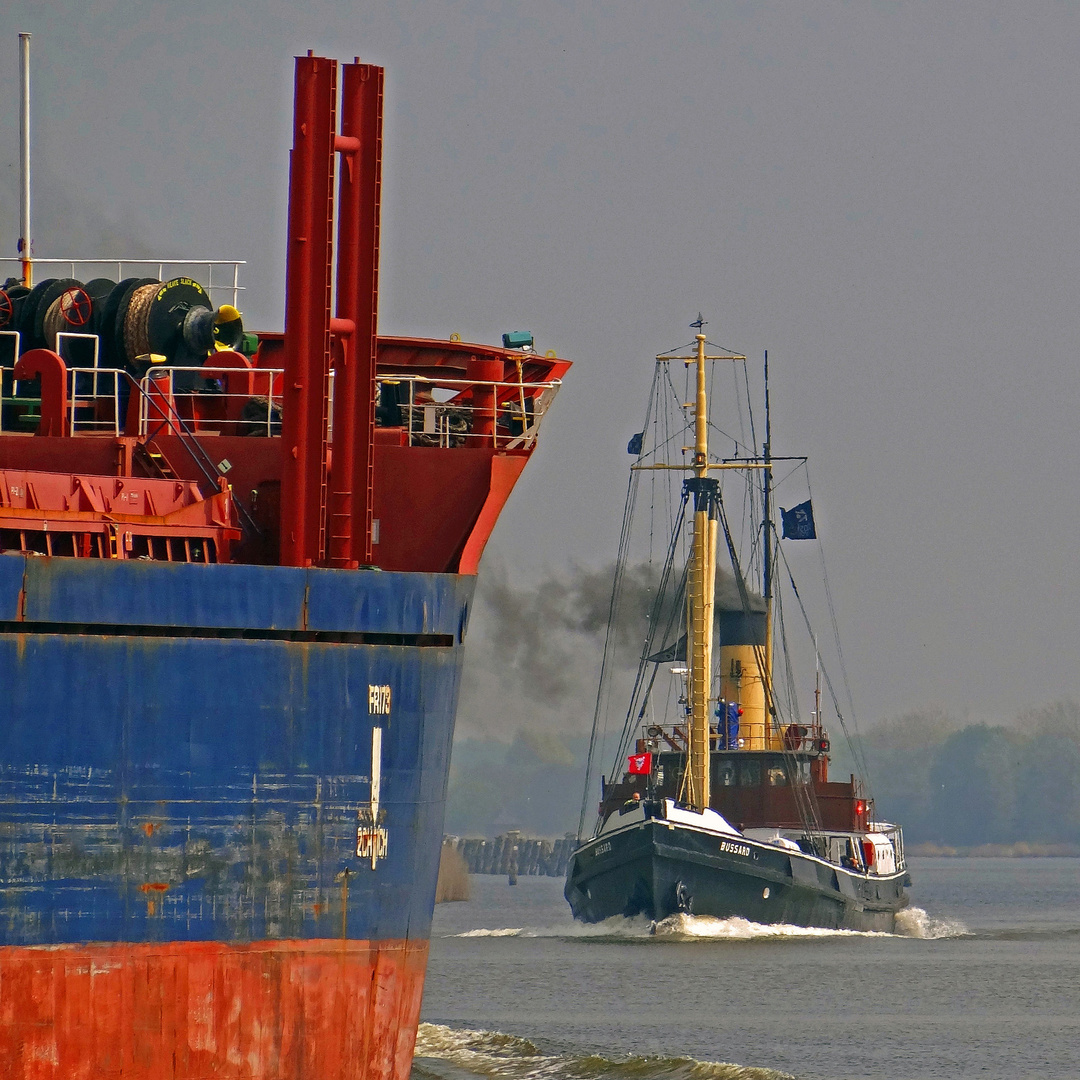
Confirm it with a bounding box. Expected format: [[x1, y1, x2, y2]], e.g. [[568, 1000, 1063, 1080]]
[[686, 331, 714, 812], [642, 329, 769, 804]]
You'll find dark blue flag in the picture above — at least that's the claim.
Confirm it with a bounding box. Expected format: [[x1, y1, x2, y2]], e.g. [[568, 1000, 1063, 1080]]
[[781, 500, 816, 540], [627, 432, 644, 456]]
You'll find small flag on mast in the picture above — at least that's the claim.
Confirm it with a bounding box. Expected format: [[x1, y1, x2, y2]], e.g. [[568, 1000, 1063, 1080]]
[[627, 432, 644, 456], [627, 751, 652, 775], [780, 500, 816, 540]]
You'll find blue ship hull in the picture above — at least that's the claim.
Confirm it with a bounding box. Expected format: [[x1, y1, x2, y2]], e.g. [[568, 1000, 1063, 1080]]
[[0, 554, 472, 1077]]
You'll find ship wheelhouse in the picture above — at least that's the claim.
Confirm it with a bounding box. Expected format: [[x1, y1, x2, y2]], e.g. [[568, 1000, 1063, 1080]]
[[600, 727, 869, 836]]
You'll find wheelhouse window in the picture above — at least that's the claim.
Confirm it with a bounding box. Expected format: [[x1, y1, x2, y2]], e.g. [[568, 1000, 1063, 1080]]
[[739, 760, 761, 787]]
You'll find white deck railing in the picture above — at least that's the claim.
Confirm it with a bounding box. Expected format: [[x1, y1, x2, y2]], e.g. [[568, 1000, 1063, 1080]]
[[0, 260, 245, 308]]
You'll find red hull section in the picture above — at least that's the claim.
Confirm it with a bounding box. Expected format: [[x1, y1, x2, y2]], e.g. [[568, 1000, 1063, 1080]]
[[0, 938, 427, 1080]]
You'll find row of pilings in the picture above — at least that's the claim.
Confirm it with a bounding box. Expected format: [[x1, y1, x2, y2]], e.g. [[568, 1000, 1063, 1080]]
[[444, 832, 578, 878]]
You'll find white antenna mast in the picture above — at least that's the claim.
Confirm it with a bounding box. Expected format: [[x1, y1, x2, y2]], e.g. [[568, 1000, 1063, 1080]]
[[19, 32, 33, 287]]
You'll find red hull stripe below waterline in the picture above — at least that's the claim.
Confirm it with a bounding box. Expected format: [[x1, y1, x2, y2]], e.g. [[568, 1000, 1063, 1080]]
[[0, 938, 427, 1080]]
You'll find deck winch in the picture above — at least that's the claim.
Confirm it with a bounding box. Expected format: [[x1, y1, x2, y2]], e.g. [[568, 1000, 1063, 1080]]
[[0, 274, 244, 371]]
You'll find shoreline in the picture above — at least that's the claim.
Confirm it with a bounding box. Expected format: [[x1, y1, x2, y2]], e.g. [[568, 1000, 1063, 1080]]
[[908, 842, 1080, 858]]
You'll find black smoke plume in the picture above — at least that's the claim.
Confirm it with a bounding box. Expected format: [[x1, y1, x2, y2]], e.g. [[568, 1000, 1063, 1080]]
[[457, 559, 761, 736]]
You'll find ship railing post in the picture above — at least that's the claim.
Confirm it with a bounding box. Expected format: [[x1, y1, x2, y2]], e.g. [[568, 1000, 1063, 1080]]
[[0, 330, 22, 434]]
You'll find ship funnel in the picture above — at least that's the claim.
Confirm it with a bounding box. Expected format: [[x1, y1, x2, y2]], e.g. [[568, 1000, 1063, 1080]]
[[717, 608, 778, 751]]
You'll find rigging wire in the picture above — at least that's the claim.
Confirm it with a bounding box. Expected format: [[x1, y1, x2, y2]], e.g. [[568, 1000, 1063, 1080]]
[[576, 362, 663, 840], [774, 583, 800, 726], [742, 357, 759, 466], [713, 496, 825, 838], [658, 360, 684, 544], [772, 460, 808, 491], [772, 574, 828, 840], [806, 465, 871, 789], [576, 466, 638, 842], [608, 501, 689, 780], [730, 358, 755, 563], [746, 358, 763, 583], [773, 535, 871, 785]]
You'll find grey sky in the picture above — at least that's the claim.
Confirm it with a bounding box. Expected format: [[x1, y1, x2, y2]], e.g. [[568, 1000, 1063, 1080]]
[[2, 2, 1079, 726]]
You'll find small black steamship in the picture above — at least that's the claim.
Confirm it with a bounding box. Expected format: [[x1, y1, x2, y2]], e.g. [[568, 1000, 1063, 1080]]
[[565, 329, 910, 932]]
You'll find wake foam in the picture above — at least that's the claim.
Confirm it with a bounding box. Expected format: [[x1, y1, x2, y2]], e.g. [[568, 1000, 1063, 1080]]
[[651, 913, 888, 940], [453, 916, 652, 940], [455, 928, 530, 938], [893, 906, 968, 939], [454, 907, 967, 942], [412, 1023, 795, 1080]]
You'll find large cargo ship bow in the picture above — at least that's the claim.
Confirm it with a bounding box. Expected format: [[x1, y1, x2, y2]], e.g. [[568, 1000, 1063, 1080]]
[[0, 43, 570, 1080]]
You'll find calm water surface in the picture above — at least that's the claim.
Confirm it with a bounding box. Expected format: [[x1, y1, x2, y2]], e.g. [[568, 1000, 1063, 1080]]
[[414, 857, 1080, 1080]]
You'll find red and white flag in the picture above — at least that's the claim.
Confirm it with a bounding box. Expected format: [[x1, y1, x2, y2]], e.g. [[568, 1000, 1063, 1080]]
[[627, 751, 652, 775]]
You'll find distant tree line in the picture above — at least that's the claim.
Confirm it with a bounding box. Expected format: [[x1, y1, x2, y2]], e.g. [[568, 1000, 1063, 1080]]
[[446, 700, 1080, 847], [860, 701, 1080, 848], [444, 731, 587, 839]]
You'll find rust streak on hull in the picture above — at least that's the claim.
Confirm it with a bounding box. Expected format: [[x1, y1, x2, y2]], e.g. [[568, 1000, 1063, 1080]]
[[0, 937, 428, 1080]]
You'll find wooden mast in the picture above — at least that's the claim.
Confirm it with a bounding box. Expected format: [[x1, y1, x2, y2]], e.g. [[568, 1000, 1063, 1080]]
[[686, 330, 715, 813]]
